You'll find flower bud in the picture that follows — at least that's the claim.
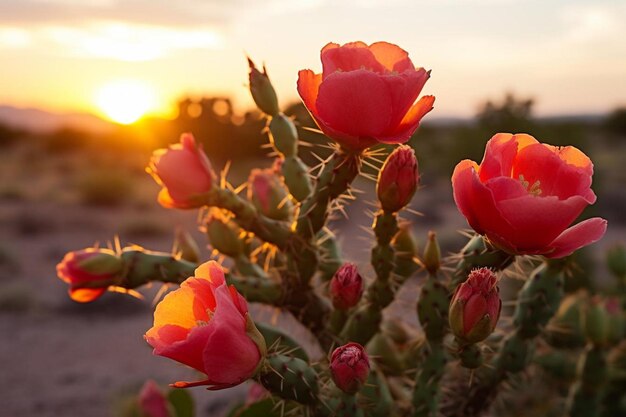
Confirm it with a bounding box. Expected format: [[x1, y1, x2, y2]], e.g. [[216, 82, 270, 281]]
[[148, 133, 216, 209], [607, 244, 626, 279], [330, 342, 370, 394], [330, 263, 364, 310], [56, 248, 123, 302], [204, 208, 245, 257], [247, 168, 293, 221], [584, 296, 624, 347], [173, 228, 201, 263], [377, 145, 419, 213], [138, 380, 172, 417], [248, 58, 279, 116], [422, 231, 441, 275], [449, 268, 501, 344]]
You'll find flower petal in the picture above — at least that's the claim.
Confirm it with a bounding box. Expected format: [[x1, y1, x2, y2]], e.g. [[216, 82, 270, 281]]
[[369, 41, 414, 72], [380, 68, 429, 128], [69, 287, 106, 303], [297, 69, 322, 116], [316, 69, 393, 139], [512, 142, 595, 202], [546, 217, 608, 258], [321, 42, 385, 77], [451, 159, 516, 240], [496, 194, 590, 252], [376, 95, 435, 144]]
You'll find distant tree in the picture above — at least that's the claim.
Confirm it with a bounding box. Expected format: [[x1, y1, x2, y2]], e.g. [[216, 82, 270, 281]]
[[476, 93, 536, 133], [605, 107, 626, 137]]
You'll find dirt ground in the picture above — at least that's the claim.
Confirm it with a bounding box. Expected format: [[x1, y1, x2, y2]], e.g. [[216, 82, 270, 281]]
[[1, 145, 624, 417]]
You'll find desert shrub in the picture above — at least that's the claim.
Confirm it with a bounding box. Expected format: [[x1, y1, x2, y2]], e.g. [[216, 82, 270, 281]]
[[78, 170, 134, 206]]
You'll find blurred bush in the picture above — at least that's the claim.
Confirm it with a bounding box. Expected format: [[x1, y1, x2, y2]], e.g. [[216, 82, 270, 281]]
[[78, 170, 134, 206]]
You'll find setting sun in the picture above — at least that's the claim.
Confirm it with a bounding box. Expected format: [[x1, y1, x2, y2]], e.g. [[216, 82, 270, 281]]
[[95, 80, 156, 124]]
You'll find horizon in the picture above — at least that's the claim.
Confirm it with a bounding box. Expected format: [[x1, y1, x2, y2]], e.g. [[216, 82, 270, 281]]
[[1, 0, 625, 124]]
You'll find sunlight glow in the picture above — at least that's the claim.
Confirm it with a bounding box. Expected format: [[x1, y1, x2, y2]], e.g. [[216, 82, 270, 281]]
[[95, 80, 156, 124]]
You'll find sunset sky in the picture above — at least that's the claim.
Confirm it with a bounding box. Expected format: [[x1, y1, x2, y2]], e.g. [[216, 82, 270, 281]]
[[1, 0, 625, 122]]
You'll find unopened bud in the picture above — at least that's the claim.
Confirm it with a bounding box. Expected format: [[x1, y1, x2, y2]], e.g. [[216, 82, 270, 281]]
[[138, 380, 173, 417], [248, 58, 279, 116], [584, 296, 624, 347], [204, 208, 245, 257], [607, 244, 626, 279], [330, 342, 370, 394], [268, 114, 298, 157], [247, 168, 293, 221], [423, 231, 441, 275], [173, 229, 201, 263], [56, 248, 123, 303], [330, 263, 364, 310], [449, 268, 501, 344], [377, 145, 419, 213]]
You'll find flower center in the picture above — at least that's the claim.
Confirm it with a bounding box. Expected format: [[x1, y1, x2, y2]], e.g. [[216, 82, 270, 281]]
[[519, 175, 542, 196]]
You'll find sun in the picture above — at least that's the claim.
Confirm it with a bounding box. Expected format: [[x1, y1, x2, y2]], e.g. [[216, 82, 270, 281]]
[[95, 80, 156, 124]]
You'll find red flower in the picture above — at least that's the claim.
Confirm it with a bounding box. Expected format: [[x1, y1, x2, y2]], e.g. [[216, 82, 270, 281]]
[[56, 248, 122, 303], [145, 261, 265, 390], [298, 41, 435, 151], [330, 263, 364, 310], [449, 268, 501, 344], [149, 133, 215, 209], [452, 133, 607, 258], [330, 342, 370, 394], [377, 145, 420, 212]]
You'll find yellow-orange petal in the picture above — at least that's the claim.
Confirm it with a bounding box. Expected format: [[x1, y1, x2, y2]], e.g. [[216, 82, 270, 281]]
[[297, 69, 322, 116], [194, 261, 226, 286], [69, 287, 107, 303], [369, 41, 413, 72]]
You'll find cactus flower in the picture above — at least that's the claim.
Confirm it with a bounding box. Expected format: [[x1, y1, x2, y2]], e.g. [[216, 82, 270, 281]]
[[56, 248, 123, 303], [298, 41, 434, 151], [449, 268, 501, 344], [330, 263, 364, 310], [377, 145, 419, 213], [330, 342, 370, 394], [247, 168, 293, 221], [138, 380, 172, 417], [452, 133, 607, 258], [145, 261, 265, 390], [149, 133, 215, 209]]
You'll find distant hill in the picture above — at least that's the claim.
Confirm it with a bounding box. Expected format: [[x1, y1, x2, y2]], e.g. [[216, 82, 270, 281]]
[[0, 105, 116, 134]]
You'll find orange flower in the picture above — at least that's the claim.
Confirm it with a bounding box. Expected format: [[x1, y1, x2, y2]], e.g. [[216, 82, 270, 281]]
[[145, 261, 265, 390], [56, 248, 122, 302], [452, 133, 607, 258], [149, 133, 215, 209], [298, 41, 434, 151]]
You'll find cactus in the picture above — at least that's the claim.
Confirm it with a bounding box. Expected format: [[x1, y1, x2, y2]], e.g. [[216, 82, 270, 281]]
[[55, 47, 615, 417], [259, 354, 319, 405]]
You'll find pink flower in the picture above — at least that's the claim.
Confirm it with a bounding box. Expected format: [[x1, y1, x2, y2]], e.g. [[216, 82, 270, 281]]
[[298, 41, 435, 151], [449, 268, 501, 344], [377, 145, 420, 212], [330, 342, 370, 394], [138, 380, 172, 417], [149, 133, 215, 209], [145, 261, 265, 390], [452, 133, 607, 258], [330, 263, 364, 310], [56, 248, 122, 303]]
